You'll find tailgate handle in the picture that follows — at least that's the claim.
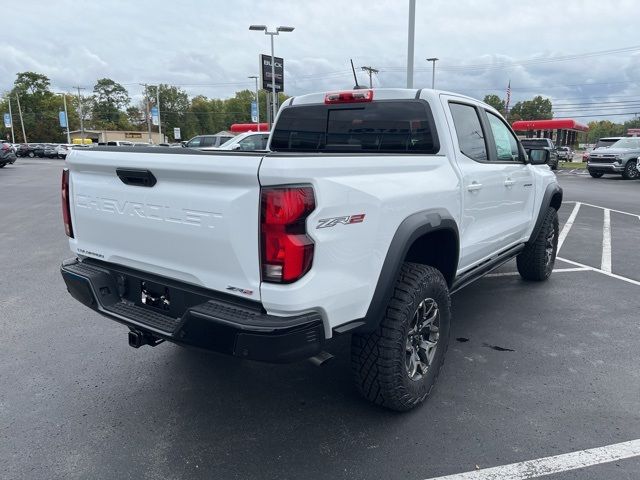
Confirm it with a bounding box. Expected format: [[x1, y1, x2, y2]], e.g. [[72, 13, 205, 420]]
[[116, 168, 157, 187]]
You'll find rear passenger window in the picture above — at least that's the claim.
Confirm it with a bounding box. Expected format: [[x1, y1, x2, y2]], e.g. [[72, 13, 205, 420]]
[[449, 103, 487, 162], [270, 101, 439, 154]]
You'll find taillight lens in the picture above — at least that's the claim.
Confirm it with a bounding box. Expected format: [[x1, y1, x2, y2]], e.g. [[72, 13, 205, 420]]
[[260, 186, 315, 283], [61, 168, 74, 238]]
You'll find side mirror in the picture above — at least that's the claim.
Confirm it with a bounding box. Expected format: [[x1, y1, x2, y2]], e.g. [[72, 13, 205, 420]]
[[528, 148, 550, 165], [231, 144, 242, 151], [181, 141, 187, 147]]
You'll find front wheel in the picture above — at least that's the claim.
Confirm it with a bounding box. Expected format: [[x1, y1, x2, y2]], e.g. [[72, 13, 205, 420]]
[[517, 207, 559, 281], [28, 152, 34, 158], [589, 170, 604, 178], [622, 160, 639, 180], [351, 263, 450, 411]]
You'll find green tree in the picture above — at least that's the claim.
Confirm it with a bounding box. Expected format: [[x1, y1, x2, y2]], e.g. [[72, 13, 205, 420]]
[[509, 95, 553, 121], [148, 84, 190, 141], [483, 94, 505, 114], [9, 72, 65, 142], [91, 78, 130, 129], [586, 120, 625, 143]]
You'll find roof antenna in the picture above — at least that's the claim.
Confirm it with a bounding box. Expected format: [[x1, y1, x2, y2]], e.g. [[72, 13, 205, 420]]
[[350, 59, 366, 89]]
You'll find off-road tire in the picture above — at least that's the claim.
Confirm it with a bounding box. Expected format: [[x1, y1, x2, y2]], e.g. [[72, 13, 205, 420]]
[[589, 170, 603, 178], [517, 207, 559, 281], [351, 263, 451, 411], [622, 160, 638, 180]]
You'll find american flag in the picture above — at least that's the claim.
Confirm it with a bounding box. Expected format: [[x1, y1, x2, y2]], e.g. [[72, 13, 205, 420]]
[[505, 80, 511, 114]]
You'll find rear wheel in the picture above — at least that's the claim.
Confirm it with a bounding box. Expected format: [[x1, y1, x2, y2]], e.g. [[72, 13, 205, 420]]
[[28, 152, 34, 158], [622, 160, 638, 180], [517, 207, 558, 281], [351, 263, 450, 411], [589, 170, 603, 178]]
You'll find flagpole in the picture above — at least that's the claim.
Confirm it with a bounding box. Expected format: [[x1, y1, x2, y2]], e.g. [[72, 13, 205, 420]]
[[7, 96, 15, 143]]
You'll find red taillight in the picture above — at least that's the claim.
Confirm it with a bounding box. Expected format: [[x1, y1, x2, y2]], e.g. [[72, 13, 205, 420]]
[[324, 89, 374, 104], [61, 168, 73, 238], [260, 186, 315, 283]]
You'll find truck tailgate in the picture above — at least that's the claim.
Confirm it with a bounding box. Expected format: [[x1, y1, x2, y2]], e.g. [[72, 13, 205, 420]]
[[66, 148, 263, 301]]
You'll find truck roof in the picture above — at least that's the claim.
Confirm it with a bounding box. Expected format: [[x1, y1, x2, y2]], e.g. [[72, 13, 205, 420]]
[[287, 88, 485, 108]]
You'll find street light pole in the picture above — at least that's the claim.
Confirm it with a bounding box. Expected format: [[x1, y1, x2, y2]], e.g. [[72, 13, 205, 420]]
[[249, 25, 294, 129], [59, 93, 71, 144], [248, 75, 260, 131], [156, 86, 162, 142], [407, 0, 416, 88], [426, 58, 439, 89]]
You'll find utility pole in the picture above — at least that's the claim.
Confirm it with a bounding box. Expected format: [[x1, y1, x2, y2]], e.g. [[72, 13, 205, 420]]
[[140, 84, 152, 144], [406, 0, 416, 88], [7, 96, 15, 143], [15, 94, 27, 143], [360, 66, 379, 88], [73, 86, 86, 142], [248, 76, 260, 131]]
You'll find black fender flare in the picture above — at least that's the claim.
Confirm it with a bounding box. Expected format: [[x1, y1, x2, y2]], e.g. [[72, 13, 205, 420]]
[[357, 209, 459, 333], [528, 183, 563, 244]]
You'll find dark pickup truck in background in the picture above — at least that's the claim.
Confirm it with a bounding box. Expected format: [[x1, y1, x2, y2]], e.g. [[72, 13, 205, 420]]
[[520, 138, 558, 170]]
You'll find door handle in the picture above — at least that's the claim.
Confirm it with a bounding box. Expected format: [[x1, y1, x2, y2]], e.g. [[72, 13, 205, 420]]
[[467, 182, 483, 192], [116, 168, 157, 187], [504, 179, 515, 187]]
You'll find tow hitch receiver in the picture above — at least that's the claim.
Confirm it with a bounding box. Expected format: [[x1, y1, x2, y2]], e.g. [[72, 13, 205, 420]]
[[128, 329, 164, 348]]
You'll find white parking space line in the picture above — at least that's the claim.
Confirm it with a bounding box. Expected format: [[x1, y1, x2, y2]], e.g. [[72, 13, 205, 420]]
[[565, 200, 640, 220], [423, 438, 640, 480], [557, 202, 581, 252], [558, 256, 640, 287], [601, 209, 612, 272], [485, 267, 589, 278]]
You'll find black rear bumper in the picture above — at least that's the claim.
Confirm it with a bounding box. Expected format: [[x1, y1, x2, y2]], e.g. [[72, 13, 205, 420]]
[[60, 258, 325, 363]]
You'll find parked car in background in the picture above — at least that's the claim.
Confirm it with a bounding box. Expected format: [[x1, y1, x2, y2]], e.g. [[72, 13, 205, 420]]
[[33, 144, 57, 158], [56, 144, 72, 159], [201, 131, 270, 151], [0, 141, 17, 167], [557, 146, 572, 161], [588, 137, 640, 179], [520, 138, 559, 169], [106, 141, 134, 146], [183, 134, 234, 149], [17, 143, 37, 158]]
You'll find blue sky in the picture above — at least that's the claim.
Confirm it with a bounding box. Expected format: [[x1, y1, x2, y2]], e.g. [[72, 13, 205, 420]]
[[3, 0, 640, 122]]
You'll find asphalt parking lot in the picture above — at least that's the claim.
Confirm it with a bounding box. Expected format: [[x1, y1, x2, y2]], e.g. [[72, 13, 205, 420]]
[[1, 160, 639, 480]]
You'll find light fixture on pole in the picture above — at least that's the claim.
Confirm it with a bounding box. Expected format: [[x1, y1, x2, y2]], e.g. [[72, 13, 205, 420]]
[[426, 58, 439, 89], [248, 75, 260, 131], [249, 24, 294, 127]]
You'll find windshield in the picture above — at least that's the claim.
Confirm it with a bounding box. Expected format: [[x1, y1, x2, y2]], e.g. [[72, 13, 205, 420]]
[[521, 139, 548, 146], [595, 138, 620, 148], [609, 138, 640, 149]]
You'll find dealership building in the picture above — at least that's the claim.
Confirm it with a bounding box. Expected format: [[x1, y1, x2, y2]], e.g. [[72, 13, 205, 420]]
[[69, 130, 164, 144]]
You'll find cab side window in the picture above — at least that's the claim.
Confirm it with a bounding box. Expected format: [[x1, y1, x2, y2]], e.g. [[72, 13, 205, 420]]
[[201, 136, 215, 147], [449, 103, 487, 162], [486, 112, 521, 162]]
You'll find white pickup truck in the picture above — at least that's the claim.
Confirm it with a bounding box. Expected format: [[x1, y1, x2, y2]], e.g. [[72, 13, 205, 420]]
[[61, 88, 562, 411]]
